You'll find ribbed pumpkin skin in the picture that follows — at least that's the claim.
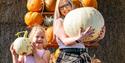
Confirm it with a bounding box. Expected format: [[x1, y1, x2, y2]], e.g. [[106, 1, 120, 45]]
[[71, 0, 82, 8], [82, 0, 98, 9], [53, 48, 60, 62], [27, 0, 44, 12], [13, 37, 32, 55], [45, 0, 56, 11], [45, 26, 58, 48], [45, 26, 53, 43], [24, 12, 43, 27], [44, 16, 53, 27], [63, 7, 104, 42]]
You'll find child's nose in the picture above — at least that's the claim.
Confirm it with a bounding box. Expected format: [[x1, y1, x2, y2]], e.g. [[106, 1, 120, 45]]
[[38, 37, 42, 41], [63, 7, 67, 10]]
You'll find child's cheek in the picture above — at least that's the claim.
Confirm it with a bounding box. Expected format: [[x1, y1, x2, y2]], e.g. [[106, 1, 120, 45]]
[[35, 43, 39, 46], [32, 38, 37, 43]]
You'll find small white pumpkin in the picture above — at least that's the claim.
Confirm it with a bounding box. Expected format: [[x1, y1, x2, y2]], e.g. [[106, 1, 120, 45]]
[[44, 16, 54, 27], [63, 7, 104, 42], [13, 31, 32, 55]]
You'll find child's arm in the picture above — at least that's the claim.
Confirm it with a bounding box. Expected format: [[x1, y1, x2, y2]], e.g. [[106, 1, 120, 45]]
[[18, 55, 24, 63], [43, 50, 51, 63], [10, 44, 24, 63], [11, 54, 18, 63], [10, 44, 18, 63], [84, 26, 106, 47], [54, 19, 94, 46]]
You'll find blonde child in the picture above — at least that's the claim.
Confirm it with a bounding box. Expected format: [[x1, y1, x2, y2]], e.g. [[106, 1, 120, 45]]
[[10, 25, 50, 63], [53, 0, 105, 63], [53, 0, 93, 63]]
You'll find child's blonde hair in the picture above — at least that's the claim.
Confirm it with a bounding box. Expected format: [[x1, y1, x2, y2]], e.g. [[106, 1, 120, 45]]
[[53, 0, 74, 35], [54, 0, 74, 20], [29, 25, 47, 48], [53, 0, 83, 34], [53, 0, 82, 20]]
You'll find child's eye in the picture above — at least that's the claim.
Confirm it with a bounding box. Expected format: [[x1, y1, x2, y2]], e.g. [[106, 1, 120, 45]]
[[36, 36, 39, 38], [66, 5, 70, 8], [41, 36, 44, 39], [60, 8, 64, 11]]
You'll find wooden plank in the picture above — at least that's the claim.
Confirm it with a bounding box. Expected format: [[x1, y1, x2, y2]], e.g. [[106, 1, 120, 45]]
[[42, 12, 54, 15]]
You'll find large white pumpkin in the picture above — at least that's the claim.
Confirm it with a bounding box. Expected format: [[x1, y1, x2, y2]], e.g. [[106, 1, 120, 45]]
[[63, 7, 104, 42], [13, 31, 32, 55]]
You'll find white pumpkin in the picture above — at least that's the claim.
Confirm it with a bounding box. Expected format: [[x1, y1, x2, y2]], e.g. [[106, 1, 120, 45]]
[[63, 7, 104, 42], [13, 31, 32, 55], [44, 16, 54, 27]]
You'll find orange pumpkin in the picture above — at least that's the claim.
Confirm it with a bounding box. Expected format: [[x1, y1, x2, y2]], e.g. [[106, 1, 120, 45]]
[[71, 0, 82, 8], [81, 0, 98, 9], [24, 12, 43, 27], [45, 26, 53, 43], [45, 26, 58, 48], [27, 0, 44, 12], [50, 48, 60, 63], [45, 0, 56, 11], [53, 48, 60, 62]]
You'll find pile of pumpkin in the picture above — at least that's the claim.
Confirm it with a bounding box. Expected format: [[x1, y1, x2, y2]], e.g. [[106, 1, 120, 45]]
[[24, 0, 56, 27]]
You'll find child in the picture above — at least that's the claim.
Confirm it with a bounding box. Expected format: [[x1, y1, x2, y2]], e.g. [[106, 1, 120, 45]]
[[53, 0, 106, 62], [53, 0, 94, 63], [10, 25, 50, 63]]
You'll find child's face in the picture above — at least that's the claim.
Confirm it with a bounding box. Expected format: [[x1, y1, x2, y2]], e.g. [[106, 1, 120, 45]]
[[32, 30, 46, 49], [59, 1, 72, 16]]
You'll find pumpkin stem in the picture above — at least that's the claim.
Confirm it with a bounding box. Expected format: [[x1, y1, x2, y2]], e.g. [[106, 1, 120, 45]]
[[15, 32, 20, 37], [23, 31, 28, 38], [15, 31, 28, 38]]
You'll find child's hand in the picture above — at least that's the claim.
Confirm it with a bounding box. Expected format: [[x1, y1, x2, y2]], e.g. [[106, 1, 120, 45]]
[[78, 26, 94, 41], [98, 26, 106, 40], [10, 43, 17, 56], [31, 42, 37, 53]]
